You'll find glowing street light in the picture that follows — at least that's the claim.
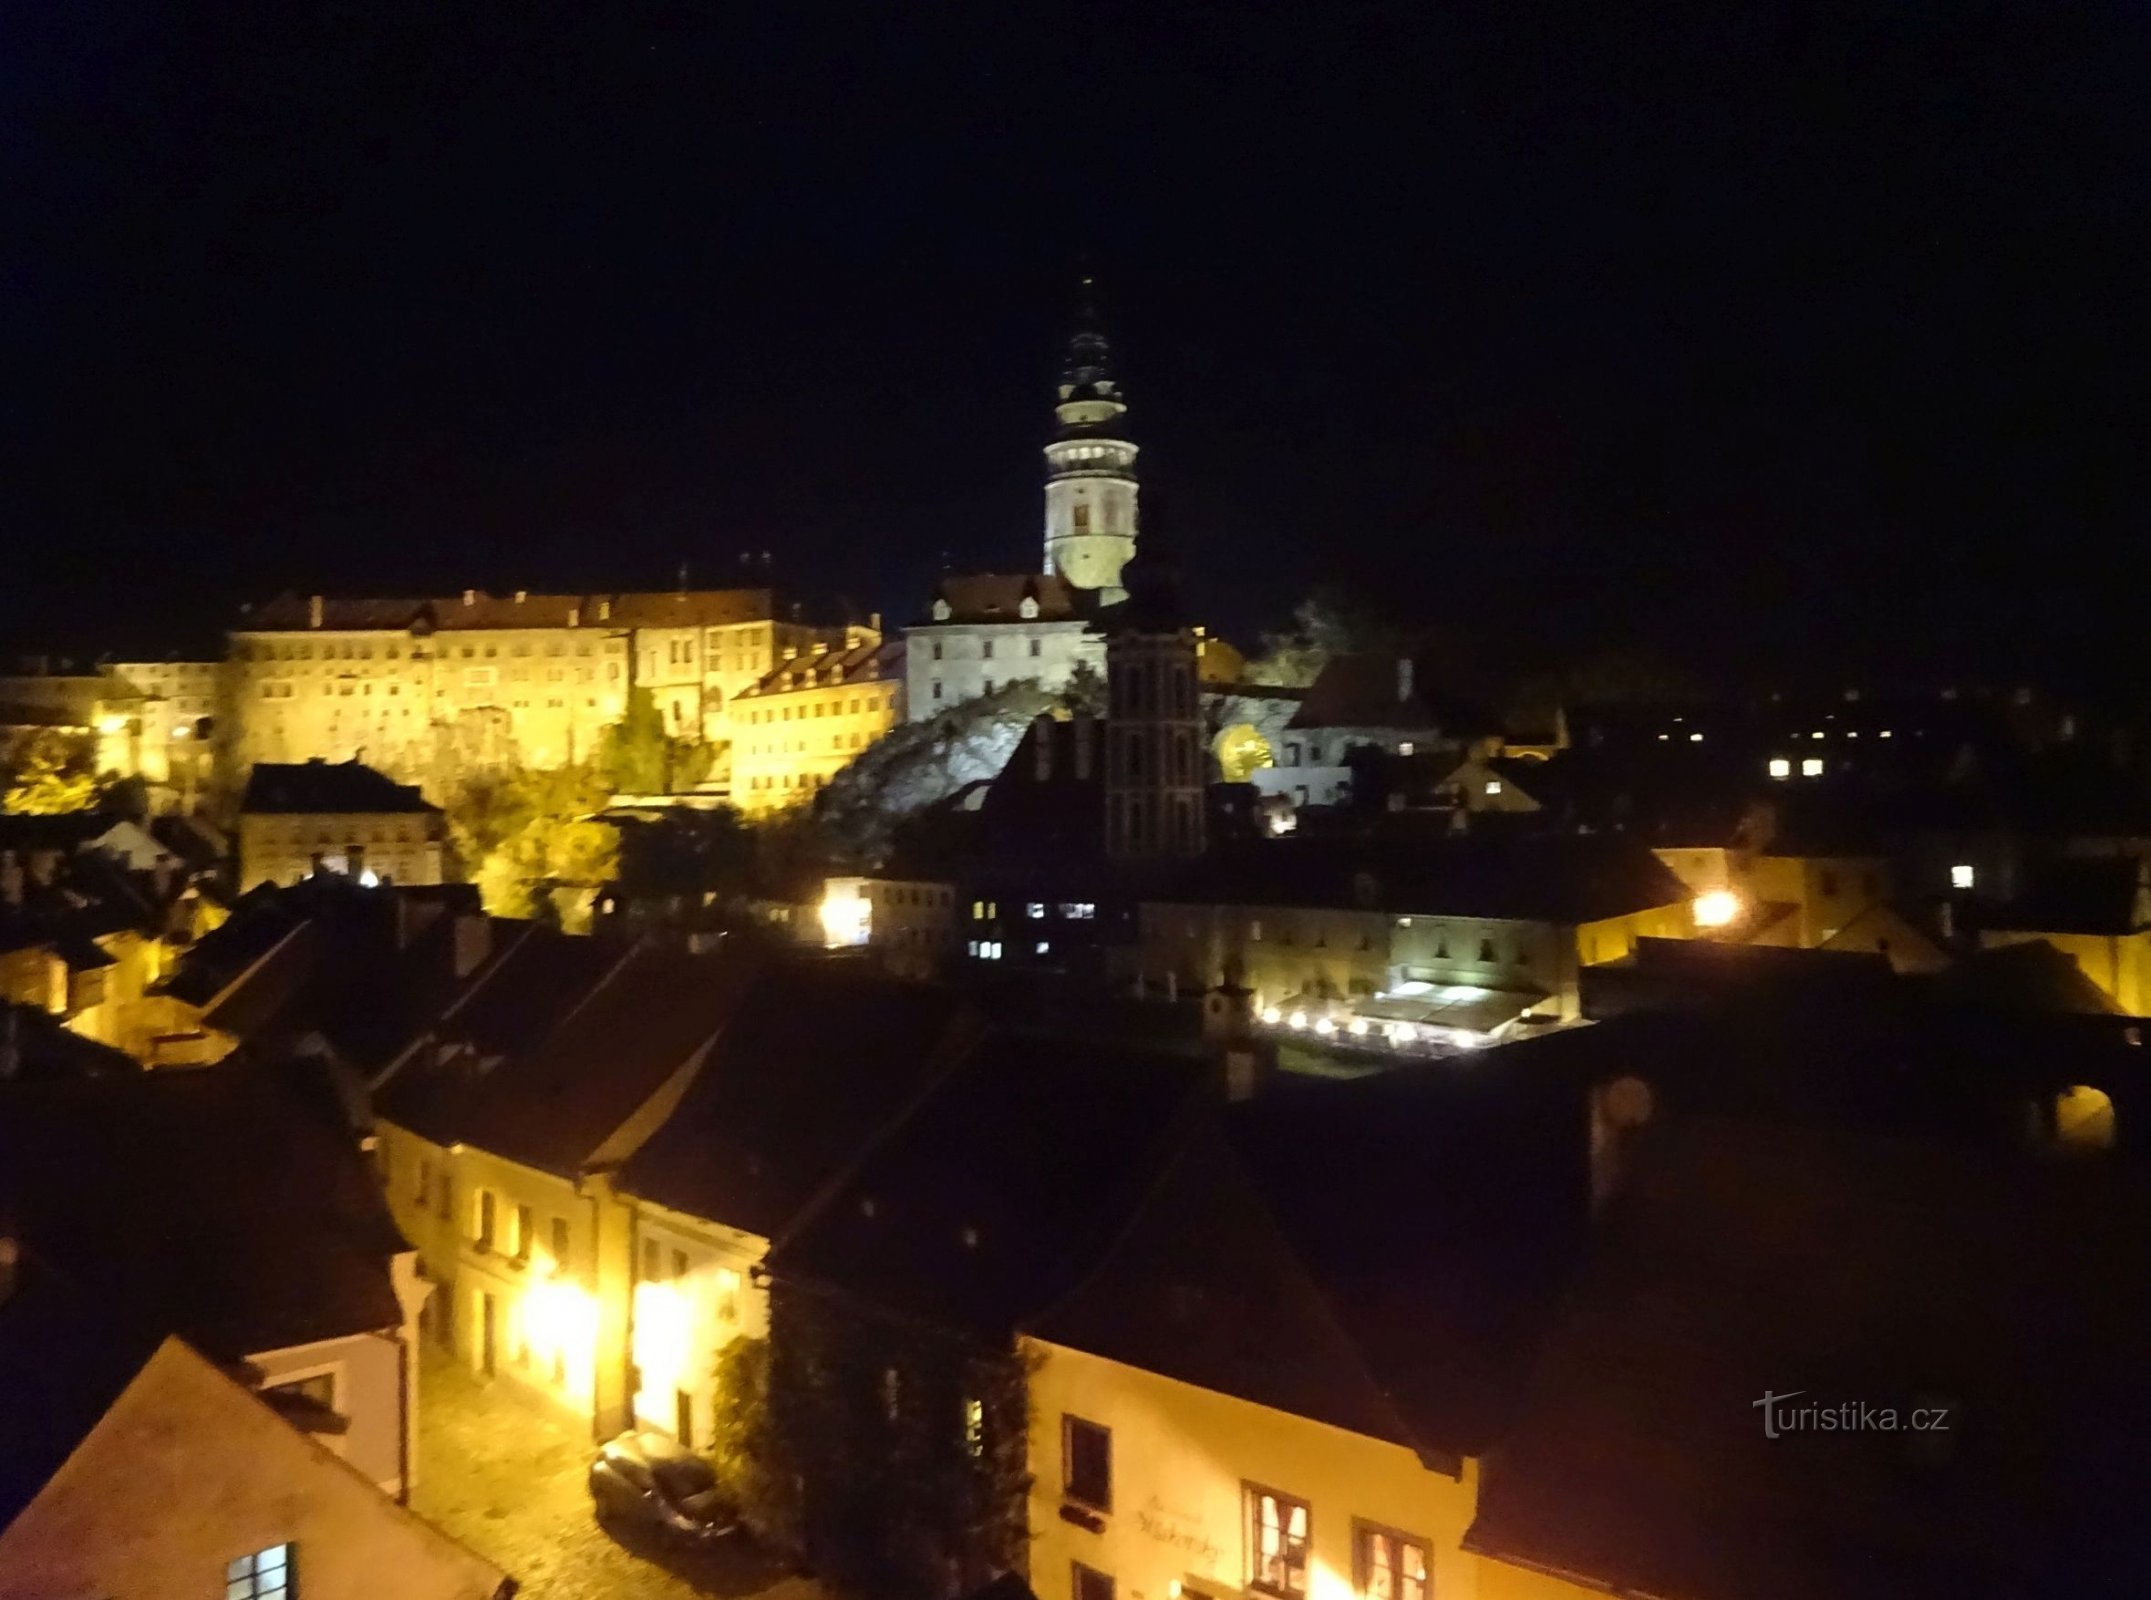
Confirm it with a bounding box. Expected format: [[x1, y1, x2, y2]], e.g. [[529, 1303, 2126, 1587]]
[[1692, 889, 1742, 929]]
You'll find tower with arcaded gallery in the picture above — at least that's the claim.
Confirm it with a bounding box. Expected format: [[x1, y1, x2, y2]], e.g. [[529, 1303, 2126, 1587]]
[[1041, 281, 1139, 596]]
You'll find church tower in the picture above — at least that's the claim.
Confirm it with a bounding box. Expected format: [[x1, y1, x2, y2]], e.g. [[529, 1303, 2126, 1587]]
[[1103, 528, 1205, 861], [1043, 281, 1140, 593]]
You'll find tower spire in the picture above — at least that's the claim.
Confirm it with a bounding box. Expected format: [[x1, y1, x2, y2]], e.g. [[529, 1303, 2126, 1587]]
[[1043, 274, 1140, 594]]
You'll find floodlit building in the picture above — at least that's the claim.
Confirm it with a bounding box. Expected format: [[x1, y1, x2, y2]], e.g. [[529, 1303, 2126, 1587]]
[[238, 759, 446, 891], [372, 930, 755, 1438], [616, 969, 968, 1448], [906, 574, 1102, 718], [223, 587, 846, 789], [1134, 837, 1695, 1038], [813, 875, 960, 978], [1251, 656, 1500, 811], [731, 634, 904, 813], [901, 294, 1141, 721]]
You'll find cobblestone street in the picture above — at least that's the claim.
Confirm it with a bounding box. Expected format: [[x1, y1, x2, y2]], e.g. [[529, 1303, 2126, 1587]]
[[413, 1349, 829, 1600]]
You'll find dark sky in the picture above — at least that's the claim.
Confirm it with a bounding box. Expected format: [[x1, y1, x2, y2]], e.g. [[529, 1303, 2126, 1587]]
[[4, 2, 2147, 684]]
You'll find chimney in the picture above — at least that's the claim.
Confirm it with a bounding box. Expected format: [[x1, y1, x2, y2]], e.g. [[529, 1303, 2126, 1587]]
[[1590, 1077, 1655, 1215], [308, 594, 324, 629], [462, 589, 477, 606], [1203, 982, 1274, 1102], [568, 604, 581, 628], [451, 914, 493, 979], [1033, 716, 1056, 781], [1397, 656, 1415, 703]]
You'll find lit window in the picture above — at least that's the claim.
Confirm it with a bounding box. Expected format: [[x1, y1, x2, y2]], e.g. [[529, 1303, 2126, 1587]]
[[1398, 741, 1414, 756], [1801, 758, 1824, 777], [1247, 1485, 1310, 1596], [1064, 1415, 1112, 1509], [1768, 758, 1791, 779], [1027, 902, 1047, 919], [1036, 941, 1049, 955], [226, 1543, 293, 1600], [1951, 863, 1976, 890], [1485, 781, 1503, 796], [1688, 731, 1704, 743], [1354, 1525, 1429, 1600]]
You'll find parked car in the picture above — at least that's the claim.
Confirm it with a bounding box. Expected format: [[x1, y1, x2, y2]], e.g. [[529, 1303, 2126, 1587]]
[[588, 1430, 739, 1542]]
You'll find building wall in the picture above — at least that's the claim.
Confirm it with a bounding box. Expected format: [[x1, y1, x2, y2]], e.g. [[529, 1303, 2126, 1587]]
[[1026, 1338, 1491, 1600], [376, 1125, 615, 1436], [1744, 854, 1890, 947], [1981, 927, 2151, 1014], [732, 672, 902, 814], [1652, 845, 1734, 896], [625, 1203, 769, 1451], [248, 1329, 409, 1495], [905, 620, 1101, 720], [1138, 899, 1690, 1023], [238, 809, 445, 891], [0, 1339, 506, 1600], [228, 623, 633, 785], [816, 876, 959, 978]]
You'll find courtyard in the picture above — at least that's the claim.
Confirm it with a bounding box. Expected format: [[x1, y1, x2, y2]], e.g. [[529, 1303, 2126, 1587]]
[[413, 1347, 828, 1600]]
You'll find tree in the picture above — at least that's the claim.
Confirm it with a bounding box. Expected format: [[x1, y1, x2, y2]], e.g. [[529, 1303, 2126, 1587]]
[[2, 730, 99, 815], [598, 686, 714, 796], [1244, 586, 1403, 687]]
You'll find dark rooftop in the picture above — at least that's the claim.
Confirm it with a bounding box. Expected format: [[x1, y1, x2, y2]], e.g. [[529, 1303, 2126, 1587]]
[[765, 1031, 1208, 1339], [240, 758, 440, 816], [0, 1066, 407, 1361], [1467, 1115, 2151, 1598], [1154, 834, 1691, 926], [623, 969, 970, 1241]]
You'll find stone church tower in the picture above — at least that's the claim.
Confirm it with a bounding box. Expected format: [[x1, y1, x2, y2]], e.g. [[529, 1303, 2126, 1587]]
[[1042, 282, 1140, 594], [1103, 535, 1205, 861]]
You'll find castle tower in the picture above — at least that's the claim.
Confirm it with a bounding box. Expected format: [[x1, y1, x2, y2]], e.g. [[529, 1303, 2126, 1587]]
[[1043, 280, 1140, 593], [1103, 531, 1205, 861]]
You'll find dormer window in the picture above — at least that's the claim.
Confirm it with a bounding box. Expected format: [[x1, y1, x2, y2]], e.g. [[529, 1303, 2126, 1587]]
[[1019, 596, 1040, 620], [932, 599, 953, 622]]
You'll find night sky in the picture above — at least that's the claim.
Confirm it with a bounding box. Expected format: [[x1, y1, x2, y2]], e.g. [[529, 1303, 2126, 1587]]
[[4, 3, 2146, 685]]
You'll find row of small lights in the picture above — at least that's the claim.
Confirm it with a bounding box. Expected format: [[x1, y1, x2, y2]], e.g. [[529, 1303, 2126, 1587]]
[[1256, 1004, 1470, 1050]]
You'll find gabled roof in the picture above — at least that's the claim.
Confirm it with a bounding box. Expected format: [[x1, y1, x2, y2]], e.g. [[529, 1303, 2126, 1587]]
[[765, 1032, 1208, 1338], [739, 638, 903, 699], [1286, 653, 1496, 735], [0, 1066, 407, 1361], [0, 1002, 143, 1081], [376, 935, 758, 1177], [240, 759, 439, 816], [1152, 835, 1691, 926], [1031, 1064, 1587, 1465], [1467, 1115, 2151, 1598], [923, 574, 1083, 626], [239, 588, 775, 634], [622, 970, 969, 1240]]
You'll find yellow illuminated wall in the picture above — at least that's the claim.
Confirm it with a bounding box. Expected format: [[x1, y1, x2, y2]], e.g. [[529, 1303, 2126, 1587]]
[[1025, 1338, 1495, 1600], [732, 654, 902, 814]]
